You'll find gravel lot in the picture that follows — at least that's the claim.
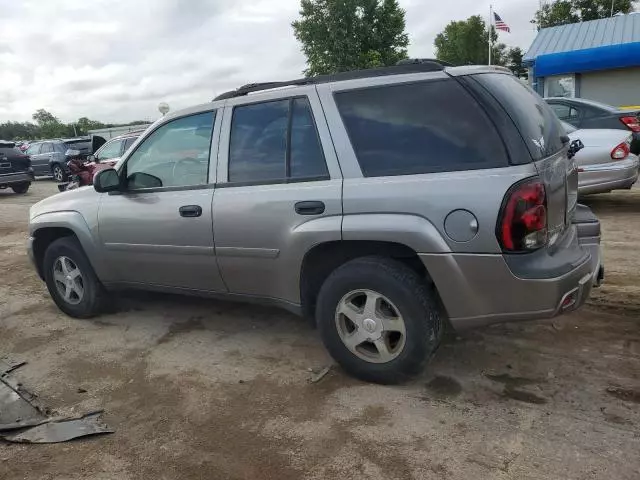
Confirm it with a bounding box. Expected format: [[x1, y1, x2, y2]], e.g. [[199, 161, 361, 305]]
[[1, 180, 639, 480]]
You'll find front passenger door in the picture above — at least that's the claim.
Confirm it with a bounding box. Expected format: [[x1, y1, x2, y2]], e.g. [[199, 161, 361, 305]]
[[97, 110, 227, 292]]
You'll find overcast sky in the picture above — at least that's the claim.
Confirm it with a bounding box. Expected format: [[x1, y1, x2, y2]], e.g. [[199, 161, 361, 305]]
[[0, 0, 539, 124]]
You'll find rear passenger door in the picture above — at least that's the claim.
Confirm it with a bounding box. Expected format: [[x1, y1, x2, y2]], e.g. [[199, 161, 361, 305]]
[[213, 87, 343, 304]]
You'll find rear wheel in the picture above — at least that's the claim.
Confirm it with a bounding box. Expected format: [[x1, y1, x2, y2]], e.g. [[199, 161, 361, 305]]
[[52, 164, 67, 182], [11, 182, 30, 194], [43, 237, 107, 318], [316, 256, 441, 384]]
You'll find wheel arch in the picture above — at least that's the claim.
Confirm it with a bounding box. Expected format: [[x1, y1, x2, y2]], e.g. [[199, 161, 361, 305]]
[[300, 240, 445, 322], [30, 212, 104, 280]]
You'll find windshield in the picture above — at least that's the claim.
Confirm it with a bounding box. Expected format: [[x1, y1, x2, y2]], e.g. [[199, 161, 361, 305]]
[[474, 73, 566, 161]]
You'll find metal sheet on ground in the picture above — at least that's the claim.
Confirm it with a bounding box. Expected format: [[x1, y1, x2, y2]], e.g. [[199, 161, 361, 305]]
[[0, 412, 113, 444], [0, 380, 45, 428]]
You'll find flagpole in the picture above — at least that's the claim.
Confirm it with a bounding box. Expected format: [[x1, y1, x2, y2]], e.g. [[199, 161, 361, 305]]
[[488, 4, 493, 65]]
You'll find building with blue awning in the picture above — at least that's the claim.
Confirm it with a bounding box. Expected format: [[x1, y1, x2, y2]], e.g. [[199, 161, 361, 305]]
[[524, 13, 640, 107]]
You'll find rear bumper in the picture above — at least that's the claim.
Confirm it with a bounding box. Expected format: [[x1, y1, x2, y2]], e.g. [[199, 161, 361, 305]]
[[0, 170, 34, 186], [578, 156, 639, 195], [422, 211, 601, 330]]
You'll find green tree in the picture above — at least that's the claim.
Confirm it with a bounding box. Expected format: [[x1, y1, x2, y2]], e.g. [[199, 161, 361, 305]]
[[76, 117, 106, 135], [435, 15, 507, 66], [534, 0, 637, 29], [292, 0, 409, 76], [506, 47, 528, 78], [31, 109, 66, 138]]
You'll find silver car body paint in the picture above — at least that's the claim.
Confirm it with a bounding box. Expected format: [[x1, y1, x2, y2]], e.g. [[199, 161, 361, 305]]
[[28, 66, 601, 329]]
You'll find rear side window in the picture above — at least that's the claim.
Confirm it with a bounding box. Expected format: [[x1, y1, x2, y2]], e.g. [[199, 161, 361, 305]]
[[26, 144, 41, 155], [475, 73, 565, 161], [228, 97, 328, 183], [334, 79, 508, 177]]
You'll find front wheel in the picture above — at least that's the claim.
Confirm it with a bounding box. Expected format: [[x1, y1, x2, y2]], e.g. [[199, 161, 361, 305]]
[[316, 256, 442, 384], [43, 237, 107, 318], [51, 164, 67, 182], [11, 182, 30, 194]]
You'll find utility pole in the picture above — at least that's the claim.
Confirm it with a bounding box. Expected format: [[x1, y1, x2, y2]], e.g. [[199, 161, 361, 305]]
[[611, 0, 615, 16]]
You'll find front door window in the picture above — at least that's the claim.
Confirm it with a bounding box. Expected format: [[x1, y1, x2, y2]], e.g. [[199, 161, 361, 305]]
[[124, 111, 215, 190]]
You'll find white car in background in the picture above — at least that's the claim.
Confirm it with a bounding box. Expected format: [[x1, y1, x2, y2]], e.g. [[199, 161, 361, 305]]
[[563, 121, 640, 195]]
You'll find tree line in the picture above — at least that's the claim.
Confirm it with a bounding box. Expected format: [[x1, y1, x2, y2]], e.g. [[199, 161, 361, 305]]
[[0, 108, 148, 141], [291, 0, 636, 78]]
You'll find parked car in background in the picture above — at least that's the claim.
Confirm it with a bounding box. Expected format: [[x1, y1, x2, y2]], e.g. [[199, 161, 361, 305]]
[[0, 140, 33, 194], [28, 63, 603, 384], [90, 131, 141, 166], [56, 133, 142, 192], [25, 138, 92, 181], [546, 98, 640, 155], [562, 121, 639, 195]]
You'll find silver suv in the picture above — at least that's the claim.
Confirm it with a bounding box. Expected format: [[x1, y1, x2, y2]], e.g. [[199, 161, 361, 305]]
[[28, 62, 603, 384]]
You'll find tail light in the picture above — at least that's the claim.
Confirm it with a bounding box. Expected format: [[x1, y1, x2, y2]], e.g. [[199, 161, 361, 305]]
[[498, 177, 548, 252], [611, 141, 630, 160], [620, 116, 640, 132]]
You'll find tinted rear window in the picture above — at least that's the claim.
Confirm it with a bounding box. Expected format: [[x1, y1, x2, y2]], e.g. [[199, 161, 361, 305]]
[[64, 141, 92, 154], [474, 74, 565, 161], [334, 79, 508, 177]]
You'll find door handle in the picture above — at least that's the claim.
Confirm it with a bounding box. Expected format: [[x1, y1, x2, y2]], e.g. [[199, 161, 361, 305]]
[[179, 205, 202, 218], [295, 201, 325, 215]]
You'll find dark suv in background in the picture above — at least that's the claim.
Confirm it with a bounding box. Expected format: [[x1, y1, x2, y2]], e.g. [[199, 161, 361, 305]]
[[0, 140, 33, 194], [26, 138, 92, 181]]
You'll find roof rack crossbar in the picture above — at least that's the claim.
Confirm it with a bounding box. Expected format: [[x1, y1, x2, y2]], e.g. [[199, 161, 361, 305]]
[[213, 59, 449, 101]]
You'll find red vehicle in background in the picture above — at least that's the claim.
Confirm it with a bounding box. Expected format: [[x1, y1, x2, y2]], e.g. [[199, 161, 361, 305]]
[[57, 131, 141, 191]]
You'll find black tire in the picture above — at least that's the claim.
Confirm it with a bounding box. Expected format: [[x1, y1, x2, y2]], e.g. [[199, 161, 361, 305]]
[[51, 163, 67, 182], [11, 182, 30, 194], [43, 236, 107, 318], [316, 256, 441, 384]]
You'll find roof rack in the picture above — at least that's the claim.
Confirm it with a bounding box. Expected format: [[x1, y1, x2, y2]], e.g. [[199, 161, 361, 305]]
[[213, 58, 450, 101]]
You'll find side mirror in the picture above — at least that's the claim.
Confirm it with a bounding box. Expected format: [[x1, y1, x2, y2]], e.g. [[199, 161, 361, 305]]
[[93, 168, 120, 193], [88, 155, 96, 162]]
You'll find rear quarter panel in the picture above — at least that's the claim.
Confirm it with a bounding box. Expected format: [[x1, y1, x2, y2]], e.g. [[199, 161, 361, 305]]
[[316, 72, 539, 254]]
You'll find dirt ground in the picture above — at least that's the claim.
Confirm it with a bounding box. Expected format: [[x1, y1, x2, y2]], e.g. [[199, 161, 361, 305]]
[[1, 180, 639, 480]]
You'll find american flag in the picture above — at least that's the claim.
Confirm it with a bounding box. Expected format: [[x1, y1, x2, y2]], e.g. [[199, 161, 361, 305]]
[[494, 12, 511, 32]]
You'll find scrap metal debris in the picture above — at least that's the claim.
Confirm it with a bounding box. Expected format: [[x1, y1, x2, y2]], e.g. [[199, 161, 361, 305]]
[[0, 411, 113, 444], [0, 356, 113, 444], [309, 366, 332, 384]]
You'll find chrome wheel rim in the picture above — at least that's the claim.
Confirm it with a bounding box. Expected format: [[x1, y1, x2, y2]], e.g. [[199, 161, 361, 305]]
[[53, 256, 84, 305], [335, 289, 406, 364], [53, 167, 63, 181]]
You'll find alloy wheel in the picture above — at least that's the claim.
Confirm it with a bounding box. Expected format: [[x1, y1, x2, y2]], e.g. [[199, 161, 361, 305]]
[[52, 256, 84, 305], [335, 289, 406, 364]]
